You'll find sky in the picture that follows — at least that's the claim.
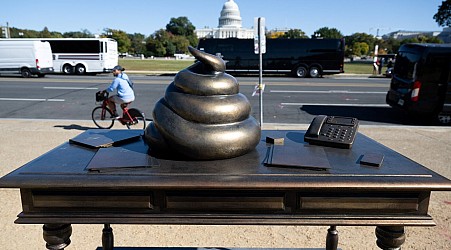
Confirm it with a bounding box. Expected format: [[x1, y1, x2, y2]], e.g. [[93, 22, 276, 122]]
[[1, 0, 446, 37]]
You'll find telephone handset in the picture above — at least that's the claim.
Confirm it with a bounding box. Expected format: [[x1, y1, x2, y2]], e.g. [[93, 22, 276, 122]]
[[304, 115, 359, 149]]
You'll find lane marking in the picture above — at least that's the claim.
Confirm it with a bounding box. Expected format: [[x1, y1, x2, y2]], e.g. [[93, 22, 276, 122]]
[[271, 90, 386, 94], [44, 87, 99, 90], [281, 103, 390, 107], [0, 98, 65, 102]]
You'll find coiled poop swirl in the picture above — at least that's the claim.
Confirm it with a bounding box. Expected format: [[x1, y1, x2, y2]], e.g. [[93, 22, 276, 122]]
[[144, 46, 261, 160]]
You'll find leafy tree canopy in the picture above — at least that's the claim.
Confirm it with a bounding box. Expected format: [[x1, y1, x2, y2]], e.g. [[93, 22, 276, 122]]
[[434, 0, 451, 27], [106, 29, 131, 53], [313, 27, 343, 39], [40, 27, 52, 38], [129, 33, 146, 55], [63, 29, 93, 38], [267, 31, 286, 39], [166, 16, 195, 37], [351, 42, 370, 56], [281, 29, 308, 39]]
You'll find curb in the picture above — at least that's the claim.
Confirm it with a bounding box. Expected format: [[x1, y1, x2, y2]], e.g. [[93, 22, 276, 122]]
[[124, 71, 381, 78]]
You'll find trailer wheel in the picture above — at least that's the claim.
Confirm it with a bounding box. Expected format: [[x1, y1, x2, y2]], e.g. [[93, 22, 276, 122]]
[[75, 64, 86, 75], [309, 66, 321, 78], [295, 66, 307, 78], [63, 64, 74, 74], [21, 68, 32, 78]]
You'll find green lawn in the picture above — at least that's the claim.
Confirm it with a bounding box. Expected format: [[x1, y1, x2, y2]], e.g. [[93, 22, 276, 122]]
[[119, 58, 374, 74], [119, 59, 194, 71], [343, 62, 374, 74]]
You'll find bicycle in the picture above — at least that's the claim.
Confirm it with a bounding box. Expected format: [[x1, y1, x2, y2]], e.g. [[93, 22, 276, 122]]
[[92, 91, 146, 130]]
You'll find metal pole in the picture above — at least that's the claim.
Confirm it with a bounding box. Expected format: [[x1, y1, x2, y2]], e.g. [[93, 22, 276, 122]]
[[258, 18, 263, 127], [6, 22, 10, 39]]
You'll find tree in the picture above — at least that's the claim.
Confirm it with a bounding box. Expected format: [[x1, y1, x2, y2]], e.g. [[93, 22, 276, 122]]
[[166, 16, 198, 47], [344, 32, 377, 57], [146, 17, 199, 57], [170, 35, 190, 53], [433, 0, 451, 27], [145, 37, 166, 57], [282, 29, 308, 39], [63, 29, 93, 38], [267, 31, 285, 39], [146, 29, 170, 57], [106, 29, 131, 53], [399, 35, 443, 45], [129, 33, 147, 55], [40, 27, 52, 38], [351, 42, 370, 56], [313, 27, 343, 39], [166, 17, 195, 36], [186, 33, 199, 48], [383, 37, 401, 54]]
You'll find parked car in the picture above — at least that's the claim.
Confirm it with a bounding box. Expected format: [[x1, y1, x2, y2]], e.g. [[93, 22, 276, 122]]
[[386, 43, 451, 124]]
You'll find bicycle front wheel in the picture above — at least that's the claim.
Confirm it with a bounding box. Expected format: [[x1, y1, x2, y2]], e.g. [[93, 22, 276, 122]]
[[92, 106, 115, 129], [126, 108, 146, 130]]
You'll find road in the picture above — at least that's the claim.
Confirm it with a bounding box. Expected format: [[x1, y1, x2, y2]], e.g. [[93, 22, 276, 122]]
[[0, 74, 434, 125]]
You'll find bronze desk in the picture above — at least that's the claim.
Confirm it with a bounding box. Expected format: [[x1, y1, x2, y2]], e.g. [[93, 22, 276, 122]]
[[1, 130, 450, 250]]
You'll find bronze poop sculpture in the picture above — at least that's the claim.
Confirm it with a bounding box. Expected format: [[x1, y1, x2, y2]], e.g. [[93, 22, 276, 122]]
[[144, 46, 261, 160]]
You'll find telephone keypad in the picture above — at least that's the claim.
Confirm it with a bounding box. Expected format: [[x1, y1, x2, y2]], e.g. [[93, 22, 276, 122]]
[[321, 125, 355, 143], [305, 116, 359, 149]]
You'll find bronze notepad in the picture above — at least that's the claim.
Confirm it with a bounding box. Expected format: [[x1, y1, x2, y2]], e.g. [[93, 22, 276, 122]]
[[267, 144, 331, 170]]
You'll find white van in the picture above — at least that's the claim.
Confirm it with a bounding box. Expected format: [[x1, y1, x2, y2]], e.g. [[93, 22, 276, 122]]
[[0, 40, 54, 77]]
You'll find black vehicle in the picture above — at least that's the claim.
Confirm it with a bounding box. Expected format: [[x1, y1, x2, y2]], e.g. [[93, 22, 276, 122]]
[[197, 38, 345, 78], [386, 43, 451, 124]]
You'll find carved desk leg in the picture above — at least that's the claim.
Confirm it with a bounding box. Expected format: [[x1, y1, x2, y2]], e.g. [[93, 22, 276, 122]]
[[326, 225, 338, 250], [102, 224, 114, 250], [43, 224, 72, 250], [375, 226, 406, 250]]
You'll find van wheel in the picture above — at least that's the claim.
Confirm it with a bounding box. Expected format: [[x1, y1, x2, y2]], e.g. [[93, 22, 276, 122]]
[[21, 68, 32, 78], [295, 66, 307, 78], [437, 112, 451, 125], [75, 64, 86, 75], [63, 64, 74, 74], [309, 66, 321, 78]]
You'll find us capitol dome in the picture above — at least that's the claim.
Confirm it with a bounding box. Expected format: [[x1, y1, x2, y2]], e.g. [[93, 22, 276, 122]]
[[195, 0, 254, 39]]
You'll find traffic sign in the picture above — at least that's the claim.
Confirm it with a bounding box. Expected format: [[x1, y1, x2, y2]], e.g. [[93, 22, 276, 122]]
[[254, 17, 266, 54]]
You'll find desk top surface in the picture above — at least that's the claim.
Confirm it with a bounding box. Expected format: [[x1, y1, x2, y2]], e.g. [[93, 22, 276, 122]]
[[1, 129, 450, 191]]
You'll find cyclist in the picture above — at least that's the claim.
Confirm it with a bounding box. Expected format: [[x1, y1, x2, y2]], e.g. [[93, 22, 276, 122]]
[[103, 65, 135, 118]]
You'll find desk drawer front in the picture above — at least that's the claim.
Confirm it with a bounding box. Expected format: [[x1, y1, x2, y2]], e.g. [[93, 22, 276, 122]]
[[300, 197, 418, 211], [164, 191, 287, 212], [25, 190, 153, 211], [298, 195, 422, 214], [166, 196, 285, 211], [32, 195, 153, 209]]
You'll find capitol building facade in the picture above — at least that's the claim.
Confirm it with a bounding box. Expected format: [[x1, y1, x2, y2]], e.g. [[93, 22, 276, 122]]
[[195, 0, 254, 39]]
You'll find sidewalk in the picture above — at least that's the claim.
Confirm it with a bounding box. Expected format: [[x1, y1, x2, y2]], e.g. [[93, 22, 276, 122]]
[[0, 119, 450, 250]]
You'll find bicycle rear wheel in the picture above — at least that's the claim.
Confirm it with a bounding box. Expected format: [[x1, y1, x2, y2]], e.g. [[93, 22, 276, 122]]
[[125, 108, 146, 130], [92, 106, 115, 129]]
